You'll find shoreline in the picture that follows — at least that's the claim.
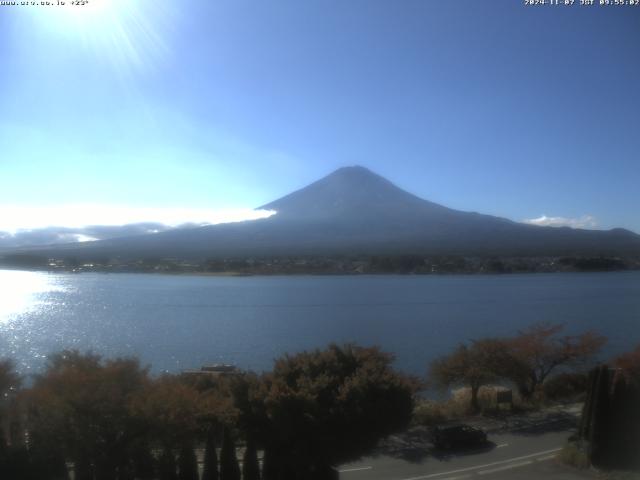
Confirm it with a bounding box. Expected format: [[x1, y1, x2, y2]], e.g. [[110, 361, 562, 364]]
[[1, 265, 638, 277]]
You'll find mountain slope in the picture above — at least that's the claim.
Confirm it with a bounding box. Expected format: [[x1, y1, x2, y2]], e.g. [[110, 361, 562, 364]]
[[11, 166, 640, 260]]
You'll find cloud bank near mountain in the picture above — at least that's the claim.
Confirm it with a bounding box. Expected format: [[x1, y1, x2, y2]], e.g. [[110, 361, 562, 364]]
[[0, 207, 276, 248], [0, 223, 175, 248], [0, 205, 275, 232]]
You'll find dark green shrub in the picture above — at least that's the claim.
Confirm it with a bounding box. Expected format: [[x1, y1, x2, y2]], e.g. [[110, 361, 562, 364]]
[[542, 373, 588, 401]]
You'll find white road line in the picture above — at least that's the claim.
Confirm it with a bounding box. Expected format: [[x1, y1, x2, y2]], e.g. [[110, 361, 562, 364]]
[[338, 466, 373, 473], [496, 443, 509, 448], [439, 475, 472, 480], [536, 454, 558, 461], [478, 460, 533, 475], [401, 447, 563, 480]]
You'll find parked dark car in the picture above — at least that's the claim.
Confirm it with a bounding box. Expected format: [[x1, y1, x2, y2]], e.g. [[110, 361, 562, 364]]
[[432, 424, 487, 449]]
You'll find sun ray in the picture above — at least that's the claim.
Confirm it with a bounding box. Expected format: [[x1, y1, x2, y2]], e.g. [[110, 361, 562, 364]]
[[28, 0, 172, 74]]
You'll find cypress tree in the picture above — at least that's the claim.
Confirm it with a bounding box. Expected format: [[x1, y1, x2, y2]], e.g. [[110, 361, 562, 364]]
[[220, 427, 240, 480], [579, 364, 640, 470], [41, 452, 69, 480], [202, 429, 219, 480], [116, 458, 135, 480], [31, 447, 69, 480], [242, 437, 260, 480], [51, 450, 70, 480], [0, 434, 7, 480], [587, 365, 610, 467], [611, 372, 640, 469], [177, 443, 199, 480], [74, 452, 94, 480], [609, 373, 628, 467], [578, 367, 598, 440], [1, 446, 33, 480], [131, 443, 156, 480], [261, 447, 278, 480], [158, 448, 178, 480], [628, 381, 640, 469]]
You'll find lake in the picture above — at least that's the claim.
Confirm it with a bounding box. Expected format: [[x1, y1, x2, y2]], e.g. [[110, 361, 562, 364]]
[[0, 269, 638, 377]]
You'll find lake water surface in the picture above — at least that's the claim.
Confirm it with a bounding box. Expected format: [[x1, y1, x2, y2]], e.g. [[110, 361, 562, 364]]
[[0, 270, 638, 376]]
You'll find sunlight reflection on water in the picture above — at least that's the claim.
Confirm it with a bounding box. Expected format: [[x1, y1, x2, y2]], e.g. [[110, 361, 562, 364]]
[[0, 270, 67, 324]]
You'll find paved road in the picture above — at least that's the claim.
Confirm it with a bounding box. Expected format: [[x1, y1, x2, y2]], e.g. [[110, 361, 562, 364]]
[[339, 405, 596, 480]]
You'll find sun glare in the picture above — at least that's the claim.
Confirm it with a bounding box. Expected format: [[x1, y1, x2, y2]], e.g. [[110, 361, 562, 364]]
[[0, 270, 65, 324], [30, 0, 169, 73], [42, 0, 133, 29]]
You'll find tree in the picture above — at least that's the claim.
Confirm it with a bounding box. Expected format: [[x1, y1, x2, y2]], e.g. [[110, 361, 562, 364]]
[[0, 359, 20, 399], [134, 372, 233, 480], [26, 351, 150, 480], [26, 427, 70, 480], [264, 344, 417, 478], [429, 340, 498, 412], [0, 359, 21, 443], [498, 323, 606, 399], [130, 374, 202, 450], [242, 437, 260, 480], [226, 372, 269, 480], [177, 442, 198, 480], [74, 452, 94, 480], [261, 447, 279, 480], [0, 445, 36, 480], [613, 343, 640, 383], [578, 364, 640, 469], [157, 448, 178, 480], [227, 373, 269, 443], [130, 441, 156, 480], [219, 427, 240, 480], [201, 428, 219, 480]]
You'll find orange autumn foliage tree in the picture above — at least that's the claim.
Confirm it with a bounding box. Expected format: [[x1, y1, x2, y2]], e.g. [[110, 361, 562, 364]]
[[429, 340, 499, 412], [27, 351, 150, 480], [498, 323, 606, 399], [613, 343, 640, 383]]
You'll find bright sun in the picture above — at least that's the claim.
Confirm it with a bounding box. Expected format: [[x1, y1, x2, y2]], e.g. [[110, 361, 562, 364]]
[[30, 0, 168, 73], [46, 0, 133, 28]]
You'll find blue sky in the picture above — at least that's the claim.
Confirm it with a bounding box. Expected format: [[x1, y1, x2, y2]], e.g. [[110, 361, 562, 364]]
[[1, 0, 638, 233]]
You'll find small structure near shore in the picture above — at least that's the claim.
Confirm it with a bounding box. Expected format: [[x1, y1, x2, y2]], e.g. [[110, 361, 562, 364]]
[[181, 363, 241, 378]]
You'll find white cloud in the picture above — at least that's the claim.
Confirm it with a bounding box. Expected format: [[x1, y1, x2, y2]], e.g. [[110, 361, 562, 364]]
[[523, 214, 598, 229], [0, 206, 278, 248], [73, 234, 99, 243], [0, 204, 275, 233]]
